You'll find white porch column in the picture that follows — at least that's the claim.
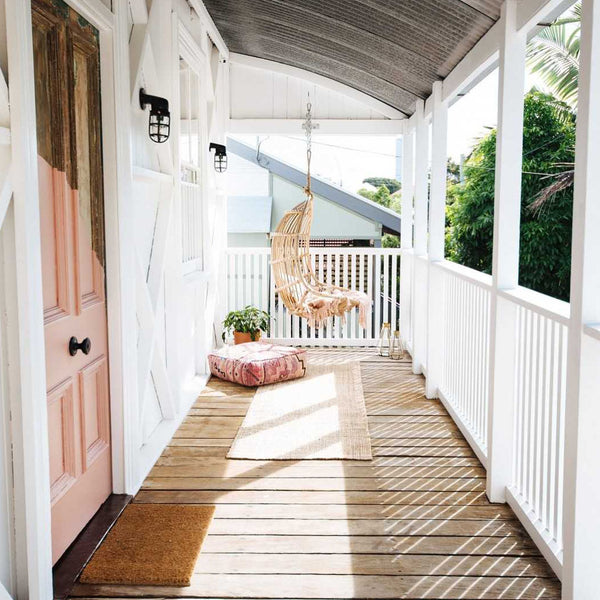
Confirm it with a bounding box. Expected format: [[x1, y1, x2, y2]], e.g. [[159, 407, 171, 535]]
[[562, 0, 600, 596], [411, 99, 429, 374], [425, 81, 448, 398], [399, 120, 414, 350], [5, 1, 53, 597], [486, 0, 526, 502], [400, 127, 414, 250]]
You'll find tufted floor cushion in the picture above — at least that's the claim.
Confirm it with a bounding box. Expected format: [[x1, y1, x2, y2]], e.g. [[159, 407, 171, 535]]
[[208, 342, 307, 387]]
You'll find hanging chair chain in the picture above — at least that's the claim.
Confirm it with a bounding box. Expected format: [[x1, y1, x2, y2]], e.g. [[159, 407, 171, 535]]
[[302, 98, 313, 199]]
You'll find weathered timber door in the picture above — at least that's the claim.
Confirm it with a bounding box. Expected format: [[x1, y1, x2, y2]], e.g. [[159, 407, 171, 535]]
[[32, 0, 111, 564]]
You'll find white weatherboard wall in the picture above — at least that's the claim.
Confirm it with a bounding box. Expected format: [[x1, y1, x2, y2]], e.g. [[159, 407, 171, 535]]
[[228, 54, 406, 135], [128, 0, 229, 489], [229, 56, 404, 121]]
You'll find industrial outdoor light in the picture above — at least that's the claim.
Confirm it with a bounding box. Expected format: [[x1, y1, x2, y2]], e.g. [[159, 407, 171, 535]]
[[209, 142, 228, 172], [139, 88, 171, 143]]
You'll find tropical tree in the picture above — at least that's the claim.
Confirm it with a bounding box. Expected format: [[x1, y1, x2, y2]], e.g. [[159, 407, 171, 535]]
[[446, 91, 576, 301], [362, 177, 401, 194], [357, 184, 392, 208], [526, 2, 581, 109]]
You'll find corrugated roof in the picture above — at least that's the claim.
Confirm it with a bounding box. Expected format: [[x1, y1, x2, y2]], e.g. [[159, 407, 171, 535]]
[[202, 0, 503, 115]]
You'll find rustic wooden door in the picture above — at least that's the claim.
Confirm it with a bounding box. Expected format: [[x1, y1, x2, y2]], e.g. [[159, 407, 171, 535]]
[[32, 0, 111, 564]]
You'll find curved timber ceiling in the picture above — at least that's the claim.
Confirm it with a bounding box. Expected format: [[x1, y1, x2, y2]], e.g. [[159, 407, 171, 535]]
[[202, 0, 504, 116]]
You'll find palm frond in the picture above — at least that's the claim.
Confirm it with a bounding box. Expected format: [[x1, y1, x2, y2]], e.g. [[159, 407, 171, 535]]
[[526, 3, 580, 108], [528, 169, 574, 214]]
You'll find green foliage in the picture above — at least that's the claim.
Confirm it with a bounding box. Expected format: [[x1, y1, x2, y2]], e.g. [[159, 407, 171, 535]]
[[362, 177, 401, 194], [526, 3, 580, 109], [382, 234, 400, 248], [222, 306, 271, 341], [447, 159, 461, 184], [357, 184, 392, 208], [446, 91, 576, 301]]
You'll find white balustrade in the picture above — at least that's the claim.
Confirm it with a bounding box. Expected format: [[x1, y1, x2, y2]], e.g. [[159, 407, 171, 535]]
[[504, 290, 569, 574], [434, 262, 492, 462], [225, 247, 402, 346], [425, 261, 568, 574]]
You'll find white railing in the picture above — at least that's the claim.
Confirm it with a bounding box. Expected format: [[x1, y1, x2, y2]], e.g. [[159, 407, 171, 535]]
[[415, 262, 569, 574], [226, 247, 402, 346], [503, 289, 569, 572], [435, 262, 492, 462]]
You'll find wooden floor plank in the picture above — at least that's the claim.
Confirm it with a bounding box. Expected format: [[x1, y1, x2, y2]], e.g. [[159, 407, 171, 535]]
[[71, 574, 560, 599], [134, 489, 492, 505], [142, 476, 487, 492], [72, 348, 559, 599], [191, 552, 556, 577], [206, 517, 528, 537], [149, 462, 487, 478], [155, 453, 484, 467]]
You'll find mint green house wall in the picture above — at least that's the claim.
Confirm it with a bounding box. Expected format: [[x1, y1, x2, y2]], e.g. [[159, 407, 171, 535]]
[[270, 176, 382, 241], [226, 152, 384, 247]]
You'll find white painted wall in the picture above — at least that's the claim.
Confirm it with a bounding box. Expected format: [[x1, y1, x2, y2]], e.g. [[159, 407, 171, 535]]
[[0, 212, 15, 596], [230, 61, 390, 121], [128, 0, 229, 488]]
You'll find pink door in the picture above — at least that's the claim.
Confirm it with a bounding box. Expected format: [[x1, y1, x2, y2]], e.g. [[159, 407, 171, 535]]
[[32, 0, 112, 564]]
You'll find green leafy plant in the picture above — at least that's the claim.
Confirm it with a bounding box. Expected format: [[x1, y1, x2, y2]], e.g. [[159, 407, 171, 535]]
[[222, 306, 271, 341], [446, 91, 576, 302]]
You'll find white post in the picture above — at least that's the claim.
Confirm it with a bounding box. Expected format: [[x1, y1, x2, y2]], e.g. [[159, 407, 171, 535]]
[[425, 82, 448, 398], [5, 0, 53, 597], [562, 0, 600, 596], [486, 0, 526, 502], [399, 121, 414, 350], [400, 125, 414, 250], [411, 99, 429, 374], [106, 0, 140, 495]]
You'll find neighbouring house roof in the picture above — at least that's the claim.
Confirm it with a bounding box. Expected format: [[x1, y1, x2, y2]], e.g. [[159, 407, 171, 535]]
[[202, 0, 503, 115], [228, 195, 273, 233], [228, 137, 400, 236]]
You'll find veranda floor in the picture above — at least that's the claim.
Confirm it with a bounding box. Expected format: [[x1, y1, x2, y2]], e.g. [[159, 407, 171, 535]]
[[70, 348, 560, 599]]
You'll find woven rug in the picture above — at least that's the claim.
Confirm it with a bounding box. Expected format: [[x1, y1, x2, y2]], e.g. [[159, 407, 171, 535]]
[[227, 362, 372, 460], [80, 504, 214, 586]]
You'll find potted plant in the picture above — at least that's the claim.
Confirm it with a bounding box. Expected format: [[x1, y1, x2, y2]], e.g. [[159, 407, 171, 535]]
[[222, 305, 271, 345]]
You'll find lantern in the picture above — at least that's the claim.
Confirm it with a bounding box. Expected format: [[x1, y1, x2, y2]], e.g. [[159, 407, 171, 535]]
[[378, 322, 391, 357], [390, 329, 406, 360], [139, 88, 170, 143], [209, 143, 228, 172]]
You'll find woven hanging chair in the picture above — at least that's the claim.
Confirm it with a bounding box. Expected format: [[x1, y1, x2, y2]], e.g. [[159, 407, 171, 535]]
[[270, 101, 371, 329]]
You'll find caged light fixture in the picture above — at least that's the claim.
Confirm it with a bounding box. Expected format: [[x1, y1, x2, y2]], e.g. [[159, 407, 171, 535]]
[[209, 142, 228, 172], [139, 88, 171, 143]]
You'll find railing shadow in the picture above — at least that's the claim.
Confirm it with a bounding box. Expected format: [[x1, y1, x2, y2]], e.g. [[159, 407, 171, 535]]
[[77, 348, 560, 599]]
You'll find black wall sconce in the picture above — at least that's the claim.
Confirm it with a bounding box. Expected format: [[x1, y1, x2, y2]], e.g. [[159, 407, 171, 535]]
[[139, 88, 170, 143], [209, 143, 227, 172]]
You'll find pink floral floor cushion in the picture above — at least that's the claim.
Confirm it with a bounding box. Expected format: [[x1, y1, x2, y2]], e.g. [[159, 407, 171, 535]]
[[208, 342, 307, 387]]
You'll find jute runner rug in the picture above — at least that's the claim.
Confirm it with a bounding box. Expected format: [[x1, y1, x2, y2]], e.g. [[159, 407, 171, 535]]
[[227, 362, 372, 460]]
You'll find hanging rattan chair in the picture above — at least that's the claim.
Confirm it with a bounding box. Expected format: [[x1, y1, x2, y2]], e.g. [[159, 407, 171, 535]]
[[270, 101, 371, 330]]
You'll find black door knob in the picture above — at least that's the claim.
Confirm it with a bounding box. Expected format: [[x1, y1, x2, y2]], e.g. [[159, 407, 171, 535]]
[[69, 336, 91, 356]]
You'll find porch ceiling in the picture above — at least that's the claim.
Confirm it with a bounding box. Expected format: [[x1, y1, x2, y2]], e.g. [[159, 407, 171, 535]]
[[201, 0, 503, 116]]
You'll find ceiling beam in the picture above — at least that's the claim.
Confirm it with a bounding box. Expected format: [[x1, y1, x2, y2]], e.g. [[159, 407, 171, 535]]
[[228, 118, 405, 136]]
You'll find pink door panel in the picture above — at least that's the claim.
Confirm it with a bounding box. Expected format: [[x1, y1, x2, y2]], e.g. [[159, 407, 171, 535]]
[[33, 0, 111, 564]]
